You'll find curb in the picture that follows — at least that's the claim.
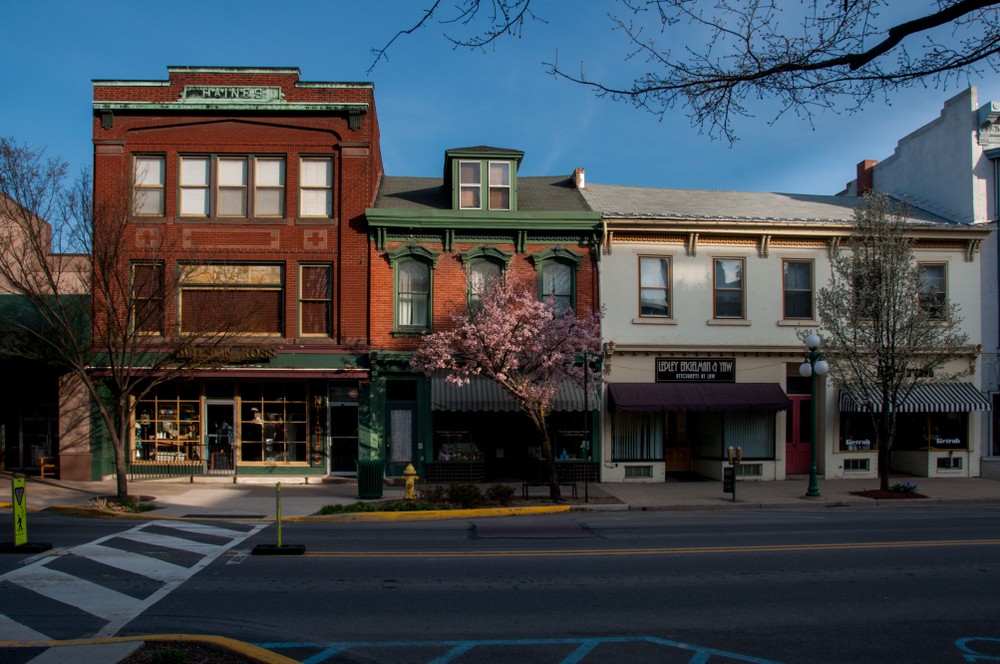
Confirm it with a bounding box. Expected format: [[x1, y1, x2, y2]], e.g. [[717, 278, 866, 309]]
[[288, 505, 572, 522], [0, 634, 299, 664]]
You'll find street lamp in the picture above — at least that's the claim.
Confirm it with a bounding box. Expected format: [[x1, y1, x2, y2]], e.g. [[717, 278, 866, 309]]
[[799, 333, 829, 499]]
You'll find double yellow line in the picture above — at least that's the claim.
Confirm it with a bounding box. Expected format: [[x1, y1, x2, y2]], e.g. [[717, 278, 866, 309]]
[[295, 538, 1000, 558]]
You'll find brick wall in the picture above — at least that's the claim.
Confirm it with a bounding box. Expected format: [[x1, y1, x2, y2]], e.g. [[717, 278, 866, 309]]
[[94, 67, 381, 346]]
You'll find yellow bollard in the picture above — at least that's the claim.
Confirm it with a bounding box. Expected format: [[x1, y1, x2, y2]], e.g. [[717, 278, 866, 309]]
[[403, 463, 418, 502]]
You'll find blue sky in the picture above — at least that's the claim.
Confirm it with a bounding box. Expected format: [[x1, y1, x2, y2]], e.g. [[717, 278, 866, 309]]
[[5, 1, 999, 196]]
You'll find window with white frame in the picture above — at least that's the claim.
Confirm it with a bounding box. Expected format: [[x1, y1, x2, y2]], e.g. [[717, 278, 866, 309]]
[[459, 161, 481, 209], [299, 264, 332, 337], [782, 260, 813, 319], [179, 156, 285, 218], [179, 263, 284, 335], [919, 263, 947, 319], [300, 157, 333, 217], [133, 156, 165, 216], [639, 256, 670, 317], [713, 258, 745, 319], [488, 162, 511, 210]]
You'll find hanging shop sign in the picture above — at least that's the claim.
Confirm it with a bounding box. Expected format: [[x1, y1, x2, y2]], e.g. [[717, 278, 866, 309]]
[[655, 357, 736, 383]]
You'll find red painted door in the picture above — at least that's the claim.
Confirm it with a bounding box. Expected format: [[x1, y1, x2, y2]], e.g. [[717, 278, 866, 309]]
[[785, 396, 812, 474]]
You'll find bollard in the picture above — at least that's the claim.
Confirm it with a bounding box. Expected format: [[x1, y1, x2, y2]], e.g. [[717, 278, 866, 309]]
[[251, 481, 305, 556]]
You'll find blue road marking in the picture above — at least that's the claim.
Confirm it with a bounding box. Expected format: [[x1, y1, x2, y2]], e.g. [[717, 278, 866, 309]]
[[255, 636, 789, 664], [956, 637, 1000, 662]]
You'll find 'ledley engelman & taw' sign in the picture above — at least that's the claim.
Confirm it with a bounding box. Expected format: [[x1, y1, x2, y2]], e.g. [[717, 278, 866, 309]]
[[655, 358, 735, 383]]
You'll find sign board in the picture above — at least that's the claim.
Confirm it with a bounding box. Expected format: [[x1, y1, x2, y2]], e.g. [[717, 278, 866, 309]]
[[722, 467, 735, 494], [12, 477, 26, 546], [656, 358, 736, 383]]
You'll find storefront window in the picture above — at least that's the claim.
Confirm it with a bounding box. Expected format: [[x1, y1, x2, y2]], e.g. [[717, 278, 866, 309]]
[[895, 412, 968, 450], [839, 413, 876, 451], [434, 428, 482, 461], [134, 382, 201, 463], [239, 382, 308, 462], [690, 410, 775, 459]]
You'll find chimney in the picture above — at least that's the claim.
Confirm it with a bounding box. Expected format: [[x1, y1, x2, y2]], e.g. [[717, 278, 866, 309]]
[[573, 167, 585, 189], [857, 160, 877, 196]]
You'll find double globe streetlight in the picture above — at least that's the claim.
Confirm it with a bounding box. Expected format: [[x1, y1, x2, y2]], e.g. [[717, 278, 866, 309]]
[[798, 333, 829, 499]]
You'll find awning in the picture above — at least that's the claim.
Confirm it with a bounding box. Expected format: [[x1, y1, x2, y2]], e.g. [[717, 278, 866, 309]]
[[608, 383, 792, 412], [431, 373, 599, 412], [839, 384, 992, 413]]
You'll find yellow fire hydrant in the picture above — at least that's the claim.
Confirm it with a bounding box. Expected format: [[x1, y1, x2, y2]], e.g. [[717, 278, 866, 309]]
[[403, 463, 419, 502]]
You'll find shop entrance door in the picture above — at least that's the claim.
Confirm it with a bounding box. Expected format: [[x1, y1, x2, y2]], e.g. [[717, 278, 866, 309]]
[[329, 403, 359, 473], [206, 403, 236, 475], [386, 405, 416, 478], [785, 396, 811, 474], [20, 407, 58, 471]]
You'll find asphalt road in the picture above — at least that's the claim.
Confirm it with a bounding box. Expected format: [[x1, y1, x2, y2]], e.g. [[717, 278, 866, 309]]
[[2, 506, 999, 664]]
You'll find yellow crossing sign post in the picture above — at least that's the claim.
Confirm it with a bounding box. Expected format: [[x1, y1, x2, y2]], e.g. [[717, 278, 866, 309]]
[[12, 477, 27, 546]]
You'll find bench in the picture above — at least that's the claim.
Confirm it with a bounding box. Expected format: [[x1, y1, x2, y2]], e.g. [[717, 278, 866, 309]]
[[522, 480, 577, 499], [40, 456, 58, 479]]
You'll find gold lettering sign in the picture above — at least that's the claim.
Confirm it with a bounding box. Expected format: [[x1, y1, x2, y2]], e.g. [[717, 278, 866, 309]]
[[175, 347, 277, 364]]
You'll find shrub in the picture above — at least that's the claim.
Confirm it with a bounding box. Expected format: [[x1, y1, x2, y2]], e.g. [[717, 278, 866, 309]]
[[447, 483, 483, 509], [486, 483, 516, 506], [439, 503, 453, 510], [150, 647, 186, 664], [888, 482, 919, 494], [418, 485, 447, 504], [320, 504, 344, 515]]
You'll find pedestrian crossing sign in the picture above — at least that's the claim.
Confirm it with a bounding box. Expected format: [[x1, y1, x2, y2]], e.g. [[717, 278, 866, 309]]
[[12, 477, 26, 546]]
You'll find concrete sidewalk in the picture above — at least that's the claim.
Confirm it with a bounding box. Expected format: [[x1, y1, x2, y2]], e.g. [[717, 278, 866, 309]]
[[2, 470, 998, 518]]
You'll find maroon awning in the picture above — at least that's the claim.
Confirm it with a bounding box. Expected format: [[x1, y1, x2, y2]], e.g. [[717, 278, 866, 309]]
[[608, 383, 792, 412]]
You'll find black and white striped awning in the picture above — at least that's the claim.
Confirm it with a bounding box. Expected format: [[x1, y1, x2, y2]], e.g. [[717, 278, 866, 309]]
[[838, 384, 992, 414]]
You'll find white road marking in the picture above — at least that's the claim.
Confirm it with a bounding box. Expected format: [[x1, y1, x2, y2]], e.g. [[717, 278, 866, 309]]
[[0, 519, 267, 640]]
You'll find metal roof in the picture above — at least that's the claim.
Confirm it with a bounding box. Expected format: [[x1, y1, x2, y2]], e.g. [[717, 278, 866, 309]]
[[373, 176, 592, 213]]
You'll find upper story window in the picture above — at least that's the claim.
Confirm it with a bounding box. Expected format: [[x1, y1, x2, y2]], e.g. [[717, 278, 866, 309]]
[[300, 157, 333, 218], [459, 245, 513, 313], [532, 247, 582, 317], [713, 258, 745, 319], [179, 263, 284, 335], [132, 261, 163, 334], [468, 261, 501, 312], [387, 244, 441, 334], [299, 264, 332, 337], [180, 156, 285, 218], [919, 263, 947, 319], [459, 161, 481, 209], [488, 162, 511, 210], [782, 260, 813, 319], [133, 156, 165, 216], [639, 256, 671, 317]]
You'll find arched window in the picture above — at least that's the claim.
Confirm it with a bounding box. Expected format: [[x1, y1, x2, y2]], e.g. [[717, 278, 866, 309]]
[[459, 245, 513, 313], [531, 247, 583, 317], [387, 244, 440, 334]]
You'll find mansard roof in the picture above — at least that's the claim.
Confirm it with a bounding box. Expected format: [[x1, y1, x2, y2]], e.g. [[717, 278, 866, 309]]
[[374, 175, 591, 213]]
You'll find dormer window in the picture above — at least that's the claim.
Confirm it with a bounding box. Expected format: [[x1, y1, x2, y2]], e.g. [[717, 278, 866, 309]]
[[447, 147, 522, 211], [489, 162, 510, 210], [459, 161, 481, 209]]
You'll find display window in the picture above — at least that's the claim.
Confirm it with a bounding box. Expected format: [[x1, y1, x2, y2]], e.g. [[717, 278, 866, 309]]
[[239, 382, 308, 463], [133, 382, 201, 463]]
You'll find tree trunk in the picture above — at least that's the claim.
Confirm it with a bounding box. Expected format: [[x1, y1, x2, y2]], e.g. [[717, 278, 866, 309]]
[[528, 408, 562, 501], [114, 397, 130, 500], [877, 415, 890, 491]]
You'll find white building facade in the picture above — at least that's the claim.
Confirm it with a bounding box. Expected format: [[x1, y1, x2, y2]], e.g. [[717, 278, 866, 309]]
[[840, 87, 1000, 478], [582, 181, 992, 483]]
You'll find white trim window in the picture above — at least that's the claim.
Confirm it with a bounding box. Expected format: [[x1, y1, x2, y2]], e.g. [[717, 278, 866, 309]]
[[299, 157, 333, 217], [179, 156, 285, 218], [133, 156, 165, 216], [782, 260, 813, 319], [639, 256, 670, 317], [713, 258, 745, 319], [919, 263, 947, 319], [488, 161, 511, 210], [459, 161, 482, 210]]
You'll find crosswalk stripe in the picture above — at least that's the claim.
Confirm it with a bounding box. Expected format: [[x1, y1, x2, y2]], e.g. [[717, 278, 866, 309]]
[[3, 566, 135, 622], [113, 530, 231, 555], [68, 544, 191, 583], [157, 522, 249, 539], [0, 613, 49, 641]]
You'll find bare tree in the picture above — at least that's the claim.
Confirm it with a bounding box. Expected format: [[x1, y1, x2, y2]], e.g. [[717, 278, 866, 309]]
[[815, 193, 973, 490], [373, 1, 1000, 141], [0, 137, 264, 499]]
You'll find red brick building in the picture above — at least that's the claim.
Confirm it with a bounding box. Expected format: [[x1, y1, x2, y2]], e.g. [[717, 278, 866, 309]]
[[86, 67, 380, 479], [366, 148, 602, 481]]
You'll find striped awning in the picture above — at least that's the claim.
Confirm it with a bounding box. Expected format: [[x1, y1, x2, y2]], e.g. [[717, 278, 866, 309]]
[[431, 373, 599, 412], [838, 383, 992, 413]]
